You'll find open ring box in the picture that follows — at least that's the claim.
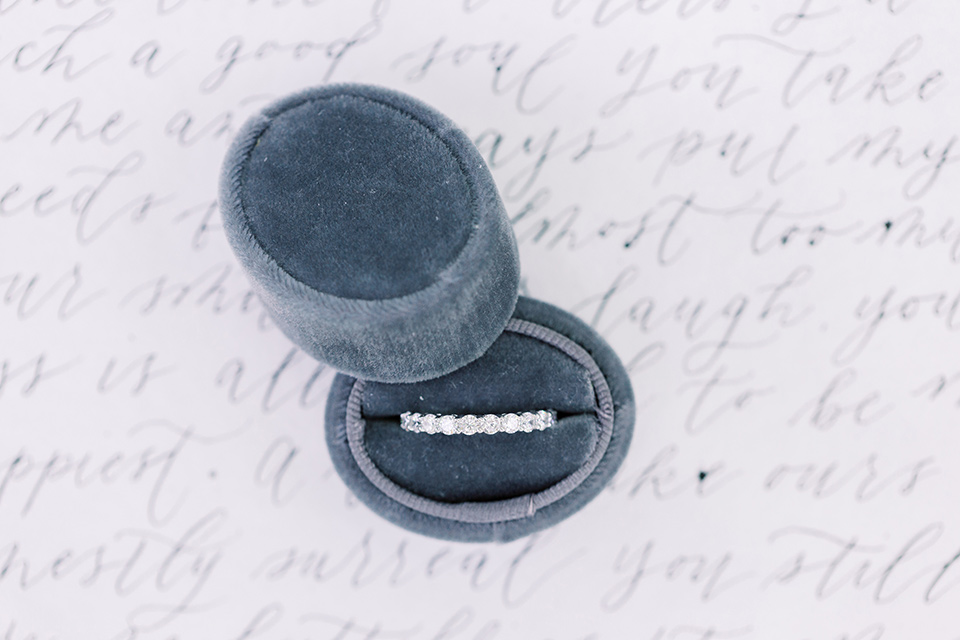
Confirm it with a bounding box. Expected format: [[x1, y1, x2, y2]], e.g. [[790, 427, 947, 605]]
[[219, 84, 635, 542]]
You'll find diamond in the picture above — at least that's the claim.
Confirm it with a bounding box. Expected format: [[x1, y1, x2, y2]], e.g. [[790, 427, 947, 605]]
[[481, 415, 499, 434], [438, 415, 457, 435], [460, 415, 479, 435], [535, 410, 553, 430], [420, 414, 438, 434], [519, 413, 535, 432]]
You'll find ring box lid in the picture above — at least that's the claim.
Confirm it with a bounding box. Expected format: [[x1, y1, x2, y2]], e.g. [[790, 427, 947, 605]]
[[219, 83, 520, 383]]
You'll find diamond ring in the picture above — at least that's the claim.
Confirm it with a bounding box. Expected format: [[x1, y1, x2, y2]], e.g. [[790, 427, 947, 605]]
[[400, 410, 558, 435]]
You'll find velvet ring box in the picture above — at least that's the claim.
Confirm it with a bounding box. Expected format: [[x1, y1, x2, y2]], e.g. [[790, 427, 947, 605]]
[[220, 84, 635, 542]]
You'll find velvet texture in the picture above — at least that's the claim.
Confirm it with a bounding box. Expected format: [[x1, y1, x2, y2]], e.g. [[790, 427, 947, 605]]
[[361, 328, 600, 503], [325, 296, 636, 543], [219, 84, 519, 383]]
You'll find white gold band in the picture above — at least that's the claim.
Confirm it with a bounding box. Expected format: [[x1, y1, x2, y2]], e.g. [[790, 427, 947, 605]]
[[400, 410, 558, 435]]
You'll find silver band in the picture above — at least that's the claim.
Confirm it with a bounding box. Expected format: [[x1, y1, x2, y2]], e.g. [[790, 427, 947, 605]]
[[400, 410, 557, 435]]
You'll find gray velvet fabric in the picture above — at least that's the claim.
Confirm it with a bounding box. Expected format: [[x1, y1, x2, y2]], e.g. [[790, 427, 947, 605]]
[[340, 317, 616, 525], [364, 415, 599, 503], [361, 328, 601, 502], [325, 296, 636, 543], [360, 330, 597, 417], [242, 95, 474, 300], [219, 84, 519, 383]]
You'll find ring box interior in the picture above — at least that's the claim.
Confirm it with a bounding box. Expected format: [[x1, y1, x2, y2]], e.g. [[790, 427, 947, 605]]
[[220, 83, 635, 542]]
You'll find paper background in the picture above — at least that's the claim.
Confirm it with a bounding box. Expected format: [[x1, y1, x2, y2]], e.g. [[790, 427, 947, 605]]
[[3, 1, 960, 637]]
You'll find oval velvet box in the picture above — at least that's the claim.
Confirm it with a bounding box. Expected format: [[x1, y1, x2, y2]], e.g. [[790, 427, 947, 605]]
[[219, 84, 520, 383], [325, 296, 636, 543]]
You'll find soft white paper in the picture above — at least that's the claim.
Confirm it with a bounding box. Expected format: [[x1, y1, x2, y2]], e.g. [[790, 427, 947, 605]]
[[3, 1, 960, 637]]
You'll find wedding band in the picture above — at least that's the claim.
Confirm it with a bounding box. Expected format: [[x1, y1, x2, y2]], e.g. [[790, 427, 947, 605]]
[[400, 410, 558, 435]]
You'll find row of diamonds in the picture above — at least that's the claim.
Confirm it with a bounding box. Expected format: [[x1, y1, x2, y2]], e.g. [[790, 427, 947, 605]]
[[399, 410, 557, 435]]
